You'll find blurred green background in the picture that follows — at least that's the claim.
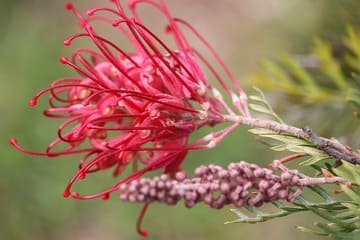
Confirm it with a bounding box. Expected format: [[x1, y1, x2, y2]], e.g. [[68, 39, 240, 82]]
[[1, 0, 358, 239]]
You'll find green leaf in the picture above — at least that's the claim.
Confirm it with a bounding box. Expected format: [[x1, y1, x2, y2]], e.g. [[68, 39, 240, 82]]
[[246, 28, 360, 107], [248, 128, 277, 135], [300, 156, 333, 166], [261, 134, 308, 145], [270, 144, 288, 151], [249, 103, 273, 115], [249, 95, 267, 103]]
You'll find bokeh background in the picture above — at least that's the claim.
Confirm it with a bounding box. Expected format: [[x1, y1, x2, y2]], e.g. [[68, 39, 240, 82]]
[[1, 0, 359, 239]]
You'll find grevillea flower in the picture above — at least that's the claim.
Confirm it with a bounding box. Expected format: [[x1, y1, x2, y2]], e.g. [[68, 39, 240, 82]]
[[10, 0, 250, 236]]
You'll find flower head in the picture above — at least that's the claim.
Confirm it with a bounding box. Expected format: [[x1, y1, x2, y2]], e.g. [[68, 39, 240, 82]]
[[10, 0, 249, 236]]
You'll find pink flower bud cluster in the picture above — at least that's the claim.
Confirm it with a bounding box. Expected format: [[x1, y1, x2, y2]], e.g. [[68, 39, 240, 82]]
[[119, 161, 304, 209]]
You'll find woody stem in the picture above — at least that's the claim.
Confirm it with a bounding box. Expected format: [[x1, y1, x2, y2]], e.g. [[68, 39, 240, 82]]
[[223, 115, 360, 165]]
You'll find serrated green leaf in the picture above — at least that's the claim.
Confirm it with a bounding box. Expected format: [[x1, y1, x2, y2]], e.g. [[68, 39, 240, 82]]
[[300, 146, 329, 157], [249, 103, 273, 115], [260, 134, 309, 146], [249, 95, 267, 103], [270, 144, 288, 151], [248, 128, 276, 135], [250, 87, 285, 123], [284, 144, 305, 152], [300, 156, 332, 166]]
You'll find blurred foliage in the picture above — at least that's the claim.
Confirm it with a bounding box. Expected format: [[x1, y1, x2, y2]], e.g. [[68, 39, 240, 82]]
[[247, 27, 360, 147], [347, 88, 360, 119], [248, 27, 360, 105]]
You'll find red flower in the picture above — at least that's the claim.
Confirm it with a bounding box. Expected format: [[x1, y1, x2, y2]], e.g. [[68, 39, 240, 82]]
[[10, 0, 249, 236]]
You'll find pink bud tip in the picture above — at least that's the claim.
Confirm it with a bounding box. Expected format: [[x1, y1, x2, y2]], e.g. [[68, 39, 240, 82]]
[[165, 25, 172, 33], [63, 189, 70, 198], [8, 138, 17, 146], [102, 193, 110, 200], [112, 20, 121, 27], [86, 9, 95, 16], [71, 192, 80, 198], [65, 3, 73, 10], [63, 39, 71, 46], [60, 57, 68, 64], [79, 21, 86, 28], [29, 98, 37, 106], [139, 230, 148, 237]]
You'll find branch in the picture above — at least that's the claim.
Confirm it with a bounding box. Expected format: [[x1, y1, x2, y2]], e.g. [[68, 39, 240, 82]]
[[302, 126, 360, 165], [224, 115, 360, 165]]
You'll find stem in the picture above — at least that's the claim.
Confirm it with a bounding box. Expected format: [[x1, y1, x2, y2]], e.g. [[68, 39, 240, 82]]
[[272, 160, 350, 186], [223, 115, 360, 165], [224, 115, 307, 137], [136, 203, 149, 237], [300, 176, 350, 186], [172, 176, 349, 189]]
